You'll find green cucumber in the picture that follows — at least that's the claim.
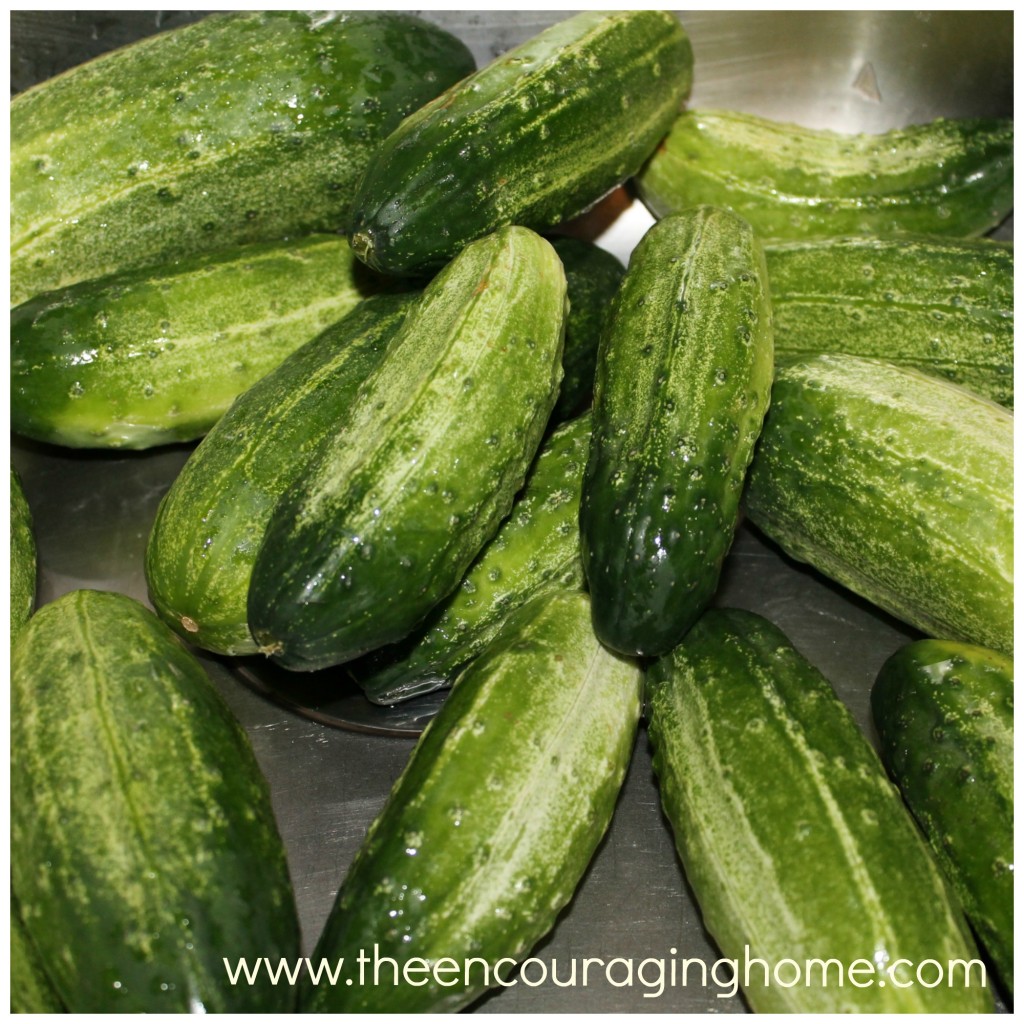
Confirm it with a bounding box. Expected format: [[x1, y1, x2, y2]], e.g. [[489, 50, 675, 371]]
[[580, 207, 774, 657], [745, 354, 1013, 656], [11, 11, 475, 303], [11, 589, 299, 1013], [249, 226, 567, 671], [348, 10, 693, 276], [301, 590, 643, 1013], [352, 410, 591, 705], [646, 607, 991, 1013], [635, 109, 1014, 240], [548, 236, 626, 422], [766, 234, 1014, 408], [11, 897, 65, 1014], [12, 234, 381, 450], [146, 292, 417, 656], [10, 468, 37, 643], [872, 639, 1013, 995]]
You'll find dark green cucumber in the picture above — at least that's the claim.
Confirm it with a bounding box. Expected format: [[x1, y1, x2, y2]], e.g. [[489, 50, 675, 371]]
[[146, 292, 417, 656], [11, 590, 299, 1013], [11, 897, 65, 1014], [636, 109, 1014, 240], [745, 354, 1013, 656], [352, 410, 591, 705], [302, 591, 643, 1013], [548, 236, 626, 421], [766, 234, 1014, 408], [872, 639, 1013, 995], [11, 11, 475, 303], [249, 226, 567, 671], [12, 234, 381, 449], [581, 207, 774, 657], [10, 468, 37, 643], [646, 608, 991, 1013], [348, 10, 693, 276]]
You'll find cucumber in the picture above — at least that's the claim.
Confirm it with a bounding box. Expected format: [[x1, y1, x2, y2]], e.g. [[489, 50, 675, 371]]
[[347, 10, 693, 276], [11, 897, 65, 1014], [11, 234, 381, 450], [11, 11, 475, 303], [10, 590, 299, 1013], [646, 607, 992, 1013], [635, 109, 1014, 240], [10, 468, 37, 643], [872, 639, 1013, 995], [352, 410, 591, 705], [249, 226, 567, 672], [301, 591, 643, 1013], [766, 234, 1014, 408], [146, 292, 417, 656], [580, 207, 774, 657], [548, 236, 626, 422], [744, 354, 1013, 656]]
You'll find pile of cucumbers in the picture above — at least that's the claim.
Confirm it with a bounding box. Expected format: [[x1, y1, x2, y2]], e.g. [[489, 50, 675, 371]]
[[9, 9, 1013, 1014]]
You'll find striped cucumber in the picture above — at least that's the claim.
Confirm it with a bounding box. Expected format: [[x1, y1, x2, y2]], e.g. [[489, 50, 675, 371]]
[[249, 226, 567, 671], [301, 591, 643, 1013], [581, 207, 774, 657], [11, 898, 65, 1014], [766, 234, 1014, 408], [11, 11, 475, 303], [11, 234, 381, 449], [635, 109, 1014, 240], [145, 292, 417, 656], [348, 10, 693, 275], [745, 354, 1013, 656], [646, 607, 992, 1013], [11, 590, 299, 1012], [548, 236, 626, 422], [10, 468, 37, 643], [872, 639, 1014, 995], [352, 410, 591, 705]]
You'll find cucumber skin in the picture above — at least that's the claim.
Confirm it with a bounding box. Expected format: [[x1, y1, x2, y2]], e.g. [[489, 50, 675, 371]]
[[745, 354, 1013, 657], [11, 235, 380, 450], [145, 292, 417, 656], [10, 590, 299, 1013], [548, 237, 626, 422], [11, 899, 65, 1014], [302, 591, 643, 1013], [646, 608, 991, 1013], [636, 109, 1013, 240], [249, 226, 567, 672], [766, 234, 1014, 408], [10, 468, 37, 643], [581, 207, 774, 657], [872, 639, 1013, 995], [352, 410, 591, 705], [11, 11, 475, 303], [348, 10, 693, 275]]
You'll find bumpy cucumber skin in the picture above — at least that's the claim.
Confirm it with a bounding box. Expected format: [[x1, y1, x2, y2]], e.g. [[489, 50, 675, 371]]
[[352, 410, 591, 705], [11, 898, 65, 1014], [302, 591, 643, 1013], [766, 234, 1014, 408], [11, 11, 475, 303], [11, 590, 299, 1013], [146, 292, 417, 656], [548, 237, 626, 421], [636, 110, 1014, 240], [249, 226, 567, 671], [872, 639, 1013, 995], [10, 468, 37, 643], [646, 608, 991, 1013], [11, 235, 380, 450], [745, 354, 1013, 656], [348, 10, 693, 275], [581, 207, 773, 657]]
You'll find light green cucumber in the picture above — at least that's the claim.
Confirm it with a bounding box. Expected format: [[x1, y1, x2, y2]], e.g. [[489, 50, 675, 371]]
[[10, 468, 37, 643], [11, 897, 65, 1014], [301, 591, 643, 1013]]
